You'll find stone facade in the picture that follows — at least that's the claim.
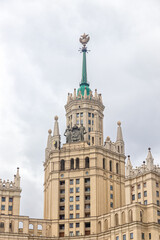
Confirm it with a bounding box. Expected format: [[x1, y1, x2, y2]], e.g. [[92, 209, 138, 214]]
[[0, 35, 160, 240]]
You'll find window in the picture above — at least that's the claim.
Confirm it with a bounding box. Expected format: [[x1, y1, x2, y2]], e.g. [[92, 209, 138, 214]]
[[8, 206, 12, 211], [103, 158, 105, 169], [85, 178, 90, 184], [116, 163, 119, 174], [156, 182, 159, 187], [110, 185, 113, 191], [60, 180, 65, 185], [85, 187, 90, 192], [138, 193, 141, 199], [156, 191, 159, 197], [144, 200, 147, 205], [70, 179, 73, 185], [88, 113, 91, 117], [76, 187, 80, 193], [2, 197, 5, 202], [85, 157, 89, 168], [116, 237, 119, 240], [76, 204, 80, 210], [110, 194, 113, 199], [76, 231, 80, 236], [1, 205, 5, 211], [123, 234, 126, 240], [70, 214, 73, 219], [88, 127, 91, 132], [92, 113, 94, 118], [76, 158, 79, 169], [70, 205, 73, 210], [158, 219, 160, 224], [70, 197, 73, 202], [60, 189, 65, 194], [85, 204, 90, 209], [70, 188, 73, 193], [157, 200, 160, 206], [149, 233, 151, 239], [69, 231, 73, 236], [76, 213, 80, 218], [80, 112, 83, 117], [85, 195, 90, 200], [132, 186, 135, 191], [59, 224, 65, 230], [144, 191, 147, 197], [132, 195, 135, 200], [92, 120, 94, 125], [0, 222, 4, 228], [157, 210, 160, 216], [60, 198, 65, 202], [142, 233, 144, 239], [88, 120, 91, 124], [60, 206, 65, 210], [144, 182, 147, 187], [80, 119, 83, 124], [69, 223, 73, 228], [77, 120, 79, 125], [76, 223, 79, 228], [70, 159, 74, 169], [85, 222, 90, 228], [76, 196, 80, 201], [76, 179, 80, 184], [110, 202, 113, 208], [138, 184, 141, 189], [60, 160, 65, 171], [60, 215, 65, 219], [130, 232, 133, 239], [109, 160, 112, 172], [77, 113, 79, 117]]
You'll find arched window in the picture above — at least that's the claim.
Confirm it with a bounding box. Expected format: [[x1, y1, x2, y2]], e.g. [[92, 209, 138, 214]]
[[115, 213, 119, 226], [128, 209, 133, 223], [60, 160, 65, 171], [85, 157, 89, 168], [116, 163, 119, 174], [76, 158, 79, 169], [109, 160, 112, 172], [103, 158, 105, 169], [122, 211, 125, 224], [70, 159, 74, 170]]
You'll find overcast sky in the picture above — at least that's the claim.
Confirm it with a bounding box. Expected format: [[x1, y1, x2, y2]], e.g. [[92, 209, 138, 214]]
[[0, 0, 160, 218]]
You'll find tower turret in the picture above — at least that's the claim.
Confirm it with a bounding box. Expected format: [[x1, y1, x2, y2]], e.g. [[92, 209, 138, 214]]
[[116, 121, 125, 154], [126, 155, 133, 176], [146, 147, 154, 170], [52, 116, 61, 150]]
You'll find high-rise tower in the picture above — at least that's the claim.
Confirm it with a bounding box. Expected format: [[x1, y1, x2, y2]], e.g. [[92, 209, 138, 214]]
[[43, 34, 125, 237]]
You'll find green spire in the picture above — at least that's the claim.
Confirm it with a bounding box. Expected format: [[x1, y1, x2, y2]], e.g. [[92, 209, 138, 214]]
[[77, 33, 91, 97]]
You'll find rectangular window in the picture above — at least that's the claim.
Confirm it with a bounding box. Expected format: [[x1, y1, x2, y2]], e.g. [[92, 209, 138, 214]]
[[156, 182, 159, 187], [138, 193, 141, 199], [143, 182, 147, 187], [76, 231, 80, 236], [157, 200, 160, 206], [132, 194, 135, 200], [80, 112, 83, 117], [130, 232, 133, 239], [0, 222, 4, 228], [69, 231, 73, 236], [77, 120, 79, 125], [110, 194, 113, 199], [80, 120, 83, 124], [1, 205, 5, 210], [88, 127, 91, 132], [8, 206, 12, 211], [110, 185, 113, 190], [138, 184, 141, 189], [60, 198, 65, 202], [85, 222, 90, 228], [60, 180, 65, 185], [110, 202, 113, 208], [85, 187, 90, 192], [92, 113, 94, 118], [149, 233, 151, 239], [88, 120, 91, 124], [132, 186, 135, 191], [116, 237, 119, 240], [70, 197, 73, 202], [76, 223, 79, 228], [157, 210, 160, 216], [1, 197, 5, 202], [123, 234, 126, 240], [76, 213, 80, 218], [76, 113, 79, 117], [85, 195, 90, 200], [59, 224, 65, 230], [60, 206, 65, 210], [69, 223, 73, 228], [85, 204, 90, 209], [144, 200, 147, 205], [60, 189, 65, 194], [76, 179, 80, 184], [70, 205, 73, 210], [92, 120, 94, 125], [60, 215, 65, 219], [70, 188, 73, 193], [70, 214, 73, 219], [70, 179, 73, 185], [156, 191, 159, 197], [76, 204, 80, 210], [88, 113, 91, 117], [158, 219, 160, 224], [76, 196, 80, 201], [76, 187, 80, 193], [144, 191, 147, 197], [142, 233, 144, 239], [85, 178, 90, 184]]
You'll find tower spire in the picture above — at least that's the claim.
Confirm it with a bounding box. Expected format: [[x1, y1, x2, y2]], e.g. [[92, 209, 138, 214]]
[[77, 33, 91, 96]]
